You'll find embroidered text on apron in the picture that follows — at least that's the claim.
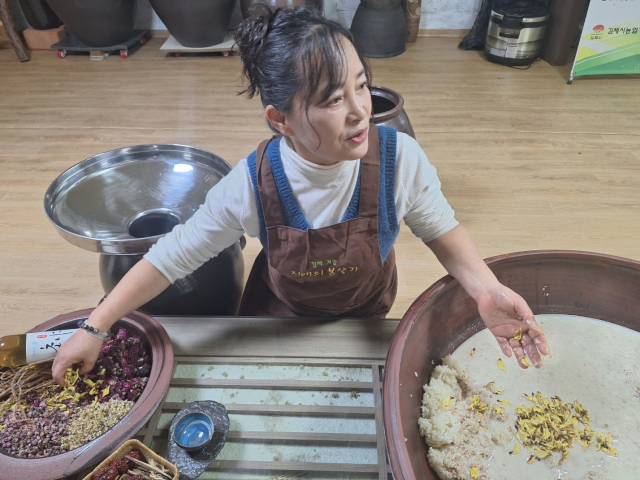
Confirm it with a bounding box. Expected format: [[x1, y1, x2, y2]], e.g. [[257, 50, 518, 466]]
[[238, 125, 397, 318]]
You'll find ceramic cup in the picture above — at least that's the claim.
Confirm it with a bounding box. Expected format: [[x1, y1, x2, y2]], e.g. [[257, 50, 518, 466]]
[[173, 412, 214, 451]]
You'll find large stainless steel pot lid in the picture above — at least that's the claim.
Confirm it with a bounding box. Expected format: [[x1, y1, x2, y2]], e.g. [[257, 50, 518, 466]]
[[44, 144, 231, 255]]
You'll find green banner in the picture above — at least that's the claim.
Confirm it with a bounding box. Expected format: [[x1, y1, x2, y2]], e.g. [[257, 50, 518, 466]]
[[570, 2, 640, 82]]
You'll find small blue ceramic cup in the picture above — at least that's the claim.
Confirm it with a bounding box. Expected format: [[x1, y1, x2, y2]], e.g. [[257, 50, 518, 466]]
[[173, 412, 214, 451]]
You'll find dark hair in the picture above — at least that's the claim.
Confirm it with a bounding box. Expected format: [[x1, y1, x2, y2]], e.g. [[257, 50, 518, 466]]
[[234, 6, 372, 133]]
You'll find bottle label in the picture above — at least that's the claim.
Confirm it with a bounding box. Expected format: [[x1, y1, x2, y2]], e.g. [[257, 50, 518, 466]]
[[25, 329, 78, 363]]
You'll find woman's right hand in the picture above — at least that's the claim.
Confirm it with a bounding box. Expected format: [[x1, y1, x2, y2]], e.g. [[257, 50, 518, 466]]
[[51, 329, 104, 386]]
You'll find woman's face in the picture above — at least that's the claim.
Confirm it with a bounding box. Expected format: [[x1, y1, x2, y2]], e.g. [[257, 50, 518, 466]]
[[275, 40, 372, 166]]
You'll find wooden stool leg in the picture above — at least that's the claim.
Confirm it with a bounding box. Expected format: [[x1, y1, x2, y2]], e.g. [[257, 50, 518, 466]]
[[0, 0, 30, 62]]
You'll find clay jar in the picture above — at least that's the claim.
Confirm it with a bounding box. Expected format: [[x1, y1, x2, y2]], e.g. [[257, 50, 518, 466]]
[[350, 0, 407, 58], [239, 0, 323, 19], [370, 85, 415, 138], [383, 250, 640, 479], [149, 0, 237, 48], [45, 0, 136, 47], [18, 0, 62, 30], [99, 237, 246, 316], [0, 308, 173, 480]]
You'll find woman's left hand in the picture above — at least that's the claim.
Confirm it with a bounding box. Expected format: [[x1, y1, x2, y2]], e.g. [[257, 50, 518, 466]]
[[476, 286, 549, 368]]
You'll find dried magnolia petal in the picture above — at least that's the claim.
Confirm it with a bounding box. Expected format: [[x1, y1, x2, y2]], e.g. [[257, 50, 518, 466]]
[[513, 328, 523, 341], [497, 359, 506, 371], [483, 381, 505, 395], [514, 391, 614, 465], [469, 395, 488, 416]]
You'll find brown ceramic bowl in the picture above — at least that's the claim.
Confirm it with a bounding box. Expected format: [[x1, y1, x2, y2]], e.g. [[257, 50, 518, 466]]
[[383, 250, 640, 480], [0, 308, 174, 480]]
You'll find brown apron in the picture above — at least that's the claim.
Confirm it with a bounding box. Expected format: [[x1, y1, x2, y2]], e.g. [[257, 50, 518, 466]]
[[238, 125, 397, 318]]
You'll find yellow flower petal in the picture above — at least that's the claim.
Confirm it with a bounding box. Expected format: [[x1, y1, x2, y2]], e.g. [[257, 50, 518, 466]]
[[470, 348, 476, 357], [496, 407, 505, 414], [513, 328, 523, 341], [497, 399, 511, 406], [483, 381, 505, 395], [510, 443, 520, 455], [443, 396, 454, 408], [521, 357, 533, 367], [470, 466, 479, 479], [469, 395, 488, 416], [497, 359, 506, 371]]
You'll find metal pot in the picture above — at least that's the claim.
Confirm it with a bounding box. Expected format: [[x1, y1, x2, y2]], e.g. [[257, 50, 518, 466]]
[[370, 85, 415, 138], [44, 144, 245, 316], [45, 0, 136, 47]]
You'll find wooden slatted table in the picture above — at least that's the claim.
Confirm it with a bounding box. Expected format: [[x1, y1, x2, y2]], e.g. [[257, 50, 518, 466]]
[[133, 316, 401, 480]]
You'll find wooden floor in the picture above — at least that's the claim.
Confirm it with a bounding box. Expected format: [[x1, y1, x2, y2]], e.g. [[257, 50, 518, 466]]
[[1, 37, 639, 334]]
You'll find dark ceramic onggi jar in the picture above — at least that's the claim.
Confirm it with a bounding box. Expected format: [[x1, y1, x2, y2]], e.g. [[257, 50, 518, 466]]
[[370, 85, 415, 138], [149, 0, 237, 48], [239, 0, 323, 19], [18, 0, 62, 30], [45, 0, 136, 47]]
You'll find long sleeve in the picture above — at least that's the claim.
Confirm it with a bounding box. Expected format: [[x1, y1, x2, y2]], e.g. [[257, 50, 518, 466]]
[[144, 159, 259, 283], [394, 133, 459, 242], [144, 133, 458, 284]]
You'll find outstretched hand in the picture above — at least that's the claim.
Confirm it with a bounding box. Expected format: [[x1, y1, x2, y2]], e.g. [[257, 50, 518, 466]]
[[476, 286, 549, 368]]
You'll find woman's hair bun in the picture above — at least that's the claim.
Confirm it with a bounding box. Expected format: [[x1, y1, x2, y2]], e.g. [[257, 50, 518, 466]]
[[234, 7, 282, 99], [232, 6, 370, 134]]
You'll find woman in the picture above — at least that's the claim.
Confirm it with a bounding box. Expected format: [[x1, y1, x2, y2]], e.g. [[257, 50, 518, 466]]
[[52, 7, 548, 385]]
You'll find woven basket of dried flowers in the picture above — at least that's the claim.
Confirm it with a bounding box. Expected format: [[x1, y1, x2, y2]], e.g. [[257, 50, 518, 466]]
[[82, 439, 179, 480]]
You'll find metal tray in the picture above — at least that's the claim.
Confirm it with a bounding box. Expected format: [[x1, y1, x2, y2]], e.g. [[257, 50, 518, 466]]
[[44, 144, 231, 255]]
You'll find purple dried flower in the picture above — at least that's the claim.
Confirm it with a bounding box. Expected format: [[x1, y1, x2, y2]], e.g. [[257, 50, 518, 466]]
[[120, 358, 128, 368], [127, 346, 140, 358], [126, 390, 138, 401], [126, 336, 141, 346], [136, 364, 151, 376], [116, 328, 128, 341]]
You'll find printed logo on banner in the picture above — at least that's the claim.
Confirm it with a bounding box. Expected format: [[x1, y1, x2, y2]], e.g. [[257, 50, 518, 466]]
[[569, 0, 640, 80]]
